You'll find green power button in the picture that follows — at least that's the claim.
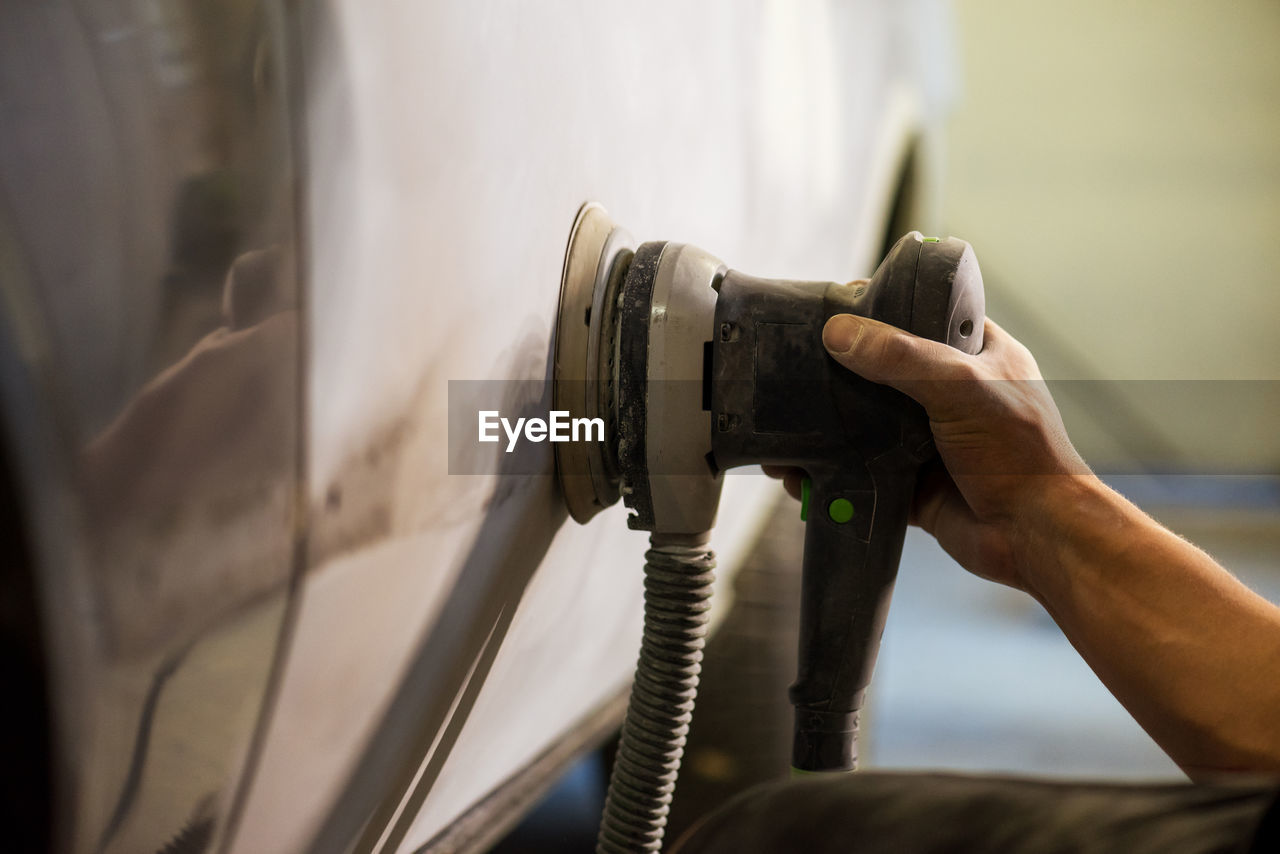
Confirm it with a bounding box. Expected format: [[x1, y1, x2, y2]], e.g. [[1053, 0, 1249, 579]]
[[828, 498, 855, 524]]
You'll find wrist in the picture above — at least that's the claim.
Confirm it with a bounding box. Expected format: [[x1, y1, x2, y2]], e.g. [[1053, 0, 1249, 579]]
[[1009, 474, 1137, 602]]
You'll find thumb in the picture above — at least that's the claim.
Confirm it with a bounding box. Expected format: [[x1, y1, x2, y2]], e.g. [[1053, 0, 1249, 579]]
[[822, 314, 972, 413]]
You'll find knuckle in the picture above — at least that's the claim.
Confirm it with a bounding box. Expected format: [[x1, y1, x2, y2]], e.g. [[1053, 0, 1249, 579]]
[[946, 357, 984, 385], [875, 332, 917, 376]]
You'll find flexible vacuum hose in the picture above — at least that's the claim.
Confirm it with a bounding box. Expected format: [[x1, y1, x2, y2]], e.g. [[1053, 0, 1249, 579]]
[[597, 532, 716, 854]]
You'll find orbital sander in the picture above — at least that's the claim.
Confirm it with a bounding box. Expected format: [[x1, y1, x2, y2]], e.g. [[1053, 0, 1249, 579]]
[[553, 203, 985, 852]]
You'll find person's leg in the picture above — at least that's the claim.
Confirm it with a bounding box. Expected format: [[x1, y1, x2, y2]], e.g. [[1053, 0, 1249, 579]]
[[670, 772, 1280, 854]]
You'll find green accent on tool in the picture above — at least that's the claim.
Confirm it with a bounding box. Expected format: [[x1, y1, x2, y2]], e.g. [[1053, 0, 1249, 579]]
[[827, 497, 855, 524], [800, 476, 812, 521], [790, 765, 851, 778]]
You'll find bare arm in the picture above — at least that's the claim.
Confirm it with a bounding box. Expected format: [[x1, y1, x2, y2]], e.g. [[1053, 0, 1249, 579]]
[[774, 313, 1280, 778], [1020, 474, 1280, 778]]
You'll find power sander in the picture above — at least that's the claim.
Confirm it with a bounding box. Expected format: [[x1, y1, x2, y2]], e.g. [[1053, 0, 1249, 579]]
[[553, 203, 985, 852]]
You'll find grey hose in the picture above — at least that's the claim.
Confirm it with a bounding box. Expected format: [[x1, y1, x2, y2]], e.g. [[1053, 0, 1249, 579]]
[[597, 532, 716, 854]]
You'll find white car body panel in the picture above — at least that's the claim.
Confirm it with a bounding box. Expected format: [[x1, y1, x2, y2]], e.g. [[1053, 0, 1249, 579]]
[[232, 3, 940, 851], [0, 1, 946, 851]]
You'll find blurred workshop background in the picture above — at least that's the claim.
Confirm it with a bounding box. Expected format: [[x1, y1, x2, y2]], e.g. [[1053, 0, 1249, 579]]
[[868, 0, 1280, 779]]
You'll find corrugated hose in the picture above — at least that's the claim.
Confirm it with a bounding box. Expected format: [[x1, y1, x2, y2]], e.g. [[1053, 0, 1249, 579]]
[[596, 532, 716, 853]]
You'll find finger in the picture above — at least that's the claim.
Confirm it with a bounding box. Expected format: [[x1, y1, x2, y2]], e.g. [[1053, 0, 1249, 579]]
[[908, 459, 950, 528], [982, 316, 1006, 341], [973, 316, 1044, 380], [822, 314, 975, 413], [913, 468, 1019, 589], [781, 470, 804, 501], [911, 464, 964, 537], [762, 465, 805, 500], [911, 471, 984, 570], [975, 316, 1011, 355]]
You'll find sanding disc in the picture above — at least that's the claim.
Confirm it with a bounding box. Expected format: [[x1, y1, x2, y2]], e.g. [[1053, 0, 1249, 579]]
[[552, 203, 634, 523]]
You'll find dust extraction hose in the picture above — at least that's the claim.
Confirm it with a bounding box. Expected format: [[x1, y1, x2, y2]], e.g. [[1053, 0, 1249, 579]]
[[597, 533, 716, 854]]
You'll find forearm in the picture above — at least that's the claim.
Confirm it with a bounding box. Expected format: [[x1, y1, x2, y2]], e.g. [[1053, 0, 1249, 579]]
[[1017, 476, 1280, 778]]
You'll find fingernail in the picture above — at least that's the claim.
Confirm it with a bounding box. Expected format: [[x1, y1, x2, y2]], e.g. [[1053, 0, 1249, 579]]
[[823, 315, 864, 355]]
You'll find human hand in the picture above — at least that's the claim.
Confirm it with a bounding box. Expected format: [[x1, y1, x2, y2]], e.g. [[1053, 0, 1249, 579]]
[[776, 313, 1280, 780], [766, 314, 1090, 593]]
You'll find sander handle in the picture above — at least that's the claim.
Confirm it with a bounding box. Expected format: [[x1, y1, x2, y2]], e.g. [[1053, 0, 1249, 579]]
[[790, 459, 917, 771], [708, 231, 985, 773], [791, 233, 986, 772]]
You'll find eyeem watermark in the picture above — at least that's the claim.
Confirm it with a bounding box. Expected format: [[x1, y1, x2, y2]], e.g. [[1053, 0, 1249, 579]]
[[453, 378, 1280, 477], [479, 410, 604, 453]]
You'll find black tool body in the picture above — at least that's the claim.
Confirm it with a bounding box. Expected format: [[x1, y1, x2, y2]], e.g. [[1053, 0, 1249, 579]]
[[709, 232, 985, 772]]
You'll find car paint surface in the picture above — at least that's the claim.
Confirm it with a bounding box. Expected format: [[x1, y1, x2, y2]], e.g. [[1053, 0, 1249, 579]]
[[0, 1, 945, 851]]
